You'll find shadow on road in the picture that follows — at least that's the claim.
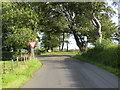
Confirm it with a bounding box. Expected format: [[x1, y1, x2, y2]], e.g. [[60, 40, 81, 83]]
[[37, 55, 118, 88], [22, 55, 118, 88]]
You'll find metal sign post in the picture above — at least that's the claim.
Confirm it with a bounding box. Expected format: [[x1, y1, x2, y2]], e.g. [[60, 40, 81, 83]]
[[31, 48, 35, 58], [28, 41, 37, 58]]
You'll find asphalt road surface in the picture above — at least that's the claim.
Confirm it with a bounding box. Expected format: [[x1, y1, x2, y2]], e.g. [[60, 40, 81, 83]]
[[21, 55, 118, 88]]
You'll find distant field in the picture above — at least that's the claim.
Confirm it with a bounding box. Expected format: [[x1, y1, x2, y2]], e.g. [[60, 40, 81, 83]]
[[0, 61, 2, 89], [40, 52, 80, 55], [0, 62, 1, 90]]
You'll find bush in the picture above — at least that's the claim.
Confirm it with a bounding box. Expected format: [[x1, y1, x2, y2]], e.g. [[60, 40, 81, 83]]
[[83, 39, 119, 68], [2, 51, 18, 60], [35, 49, 41, 55], [2, 51, 13, 60], [3, 49, 29, 61], [94, 39, 112, 51]]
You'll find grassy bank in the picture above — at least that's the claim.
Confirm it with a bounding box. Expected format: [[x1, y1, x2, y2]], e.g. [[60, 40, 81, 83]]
[[0, 62, 2, 89], [71, 49, 120, 77], [40, 52, 79, 55], [83, 45, 119, 68], [2, 58, 42, 88], [82, 42, 120, 77]]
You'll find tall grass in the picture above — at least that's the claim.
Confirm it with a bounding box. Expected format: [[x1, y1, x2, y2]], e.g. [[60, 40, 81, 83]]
[[0, 62, 2, 89], [83, 39, 119, 68], [83, 45, 119, 68], [2, 58, 42, 88]]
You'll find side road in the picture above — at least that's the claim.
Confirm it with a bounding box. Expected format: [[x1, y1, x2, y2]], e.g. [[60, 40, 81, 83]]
[[21, 55, 118, 88]]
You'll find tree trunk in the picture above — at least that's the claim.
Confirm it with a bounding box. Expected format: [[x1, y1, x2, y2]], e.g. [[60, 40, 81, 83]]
[[61, 32, 65, 51], [47, 46, 49, 52], [68, 25, 83, 52], [51, 47, 53, 52], [59, 37, 61, 51], [59, 46, 61, 51], [72, 30, 83, 52], [92, 14, 102, 43], [84, 42, 88, 52], [67, 42, 69, 52]]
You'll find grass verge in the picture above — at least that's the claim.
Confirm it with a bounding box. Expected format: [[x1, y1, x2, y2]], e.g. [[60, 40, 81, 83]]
[[2, 58, 42, 88], [0, 62, 2, 90], [71, 55, 120, 77], [40, 52, 79, 55]]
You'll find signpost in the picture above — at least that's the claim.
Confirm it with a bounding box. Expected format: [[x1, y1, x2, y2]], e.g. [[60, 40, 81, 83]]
[[28, 41, 37, 58]]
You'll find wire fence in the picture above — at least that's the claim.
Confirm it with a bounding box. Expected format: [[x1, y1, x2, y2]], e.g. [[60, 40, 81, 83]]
[[1, 54, 30, 74]]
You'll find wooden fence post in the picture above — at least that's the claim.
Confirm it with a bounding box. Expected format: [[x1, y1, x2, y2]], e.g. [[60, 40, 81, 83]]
[[21, 54, 22, 61], [11, 59, 14, 71], [25, 55, 26, 61], [17, 57, 19, 66], [24, 56, 26, 64], [3, 61, 6, 74], [25, 55, 27, 61]]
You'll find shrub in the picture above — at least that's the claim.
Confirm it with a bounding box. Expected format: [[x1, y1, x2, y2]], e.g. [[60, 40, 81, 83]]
[[2, 49, 29, 61], [82, 39, 119, 68], [2, 51, 18, 60], [94, 39, 112, 51]]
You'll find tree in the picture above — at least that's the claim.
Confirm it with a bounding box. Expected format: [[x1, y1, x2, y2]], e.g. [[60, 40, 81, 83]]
[[2, 2, 117, 56], [41, 31, 61, 52], [53, 2, 94, 51], [50, 2, 117, 51], [37, 2, 68, 52], [85, 2, 116, 43], [2, 2, 39, 58]]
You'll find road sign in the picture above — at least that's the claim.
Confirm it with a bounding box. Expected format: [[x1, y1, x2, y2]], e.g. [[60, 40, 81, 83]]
[[28, 41, 37, 49]]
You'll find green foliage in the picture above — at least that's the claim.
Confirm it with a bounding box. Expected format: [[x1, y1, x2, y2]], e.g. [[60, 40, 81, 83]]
[[35, 49, 42, 55], [2, 51, 19, 60], [94, 39, 113, 51], [2, 2, 118, 57], [41, 32, 61, 51], [82, 39, 119, 68], [100, 18, 118, 38], [2, 51, 13, 60], [3, 28, 37, 48], [2, 2, 39, 59]]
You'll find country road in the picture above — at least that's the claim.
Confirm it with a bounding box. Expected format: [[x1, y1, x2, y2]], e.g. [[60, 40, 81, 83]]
[[21, 55, 118, 88]]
